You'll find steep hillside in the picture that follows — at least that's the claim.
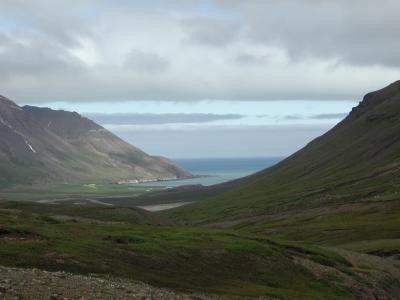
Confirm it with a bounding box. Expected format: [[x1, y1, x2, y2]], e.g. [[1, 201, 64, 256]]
[[167, 81, 400, 241], [0, 95, 191, 187]]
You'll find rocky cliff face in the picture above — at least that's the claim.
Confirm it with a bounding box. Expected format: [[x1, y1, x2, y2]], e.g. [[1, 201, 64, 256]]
[[0, 95, 191, 187]]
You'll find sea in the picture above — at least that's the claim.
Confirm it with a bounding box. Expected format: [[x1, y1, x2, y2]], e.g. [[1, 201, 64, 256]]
[[132, 157, 283, 188]]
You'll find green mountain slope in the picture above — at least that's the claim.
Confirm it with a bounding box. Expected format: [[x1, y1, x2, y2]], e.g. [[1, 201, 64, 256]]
[[166, 81, 400, 251]]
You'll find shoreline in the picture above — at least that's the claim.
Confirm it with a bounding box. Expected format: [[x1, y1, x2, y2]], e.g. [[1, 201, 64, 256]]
[[116, 174, 210, 185]]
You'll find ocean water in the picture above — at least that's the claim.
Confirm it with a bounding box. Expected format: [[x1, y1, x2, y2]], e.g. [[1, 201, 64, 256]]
[[132, 157, 283, 188]]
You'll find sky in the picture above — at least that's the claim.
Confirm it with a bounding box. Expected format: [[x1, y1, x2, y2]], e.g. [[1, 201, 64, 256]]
[[1, 1, 399, 158]]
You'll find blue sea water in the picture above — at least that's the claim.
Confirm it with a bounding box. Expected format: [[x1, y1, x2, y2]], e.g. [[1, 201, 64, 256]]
[[133, 157, 283, 188]]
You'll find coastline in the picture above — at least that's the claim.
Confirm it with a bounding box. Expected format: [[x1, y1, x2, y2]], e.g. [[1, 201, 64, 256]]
[[116, 174, 209, 185]]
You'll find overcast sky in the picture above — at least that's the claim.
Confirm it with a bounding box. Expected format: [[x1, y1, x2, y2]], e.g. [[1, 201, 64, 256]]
[[2, 1, 399, 158]]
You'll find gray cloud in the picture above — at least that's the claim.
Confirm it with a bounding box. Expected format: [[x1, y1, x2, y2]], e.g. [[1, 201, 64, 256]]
[[124, 50, 169, 73], [234, 53, 269, 65], [84, 113, 244, 125], [0, 31, 86, 80], [219, 0, 400, 67], [311, 113, 347, 120], [0, 0, 93, 47], [282, 115, 303, 121], [182, 17, 241, 47], [283, 113, 347, 121], [0, 1, 399, 103]]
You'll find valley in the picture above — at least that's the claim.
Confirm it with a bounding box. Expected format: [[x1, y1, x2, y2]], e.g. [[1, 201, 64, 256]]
[[1, 82, 400, 299], [1, 2, 399, 298]]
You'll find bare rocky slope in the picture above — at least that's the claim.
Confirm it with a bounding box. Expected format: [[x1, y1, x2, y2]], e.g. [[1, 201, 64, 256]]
[[0, 95, 191, 187]]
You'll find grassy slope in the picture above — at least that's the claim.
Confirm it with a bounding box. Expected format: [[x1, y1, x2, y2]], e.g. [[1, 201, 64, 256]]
[[1, 202, 399, 299], [165, 82, 400, 234], [158, 82, 400, 297]]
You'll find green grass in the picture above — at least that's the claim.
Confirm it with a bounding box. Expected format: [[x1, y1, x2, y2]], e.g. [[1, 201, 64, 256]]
[[236, 198, 400, 245], [0, 201, 167, 225], [1, 201, 397, 299], [0, 183, 161, 202], [341, 239, 400, 256]]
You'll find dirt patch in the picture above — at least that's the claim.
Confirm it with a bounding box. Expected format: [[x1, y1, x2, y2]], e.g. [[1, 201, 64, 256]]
[[368, 250, 400, 260], [0, 228, 42, 242]]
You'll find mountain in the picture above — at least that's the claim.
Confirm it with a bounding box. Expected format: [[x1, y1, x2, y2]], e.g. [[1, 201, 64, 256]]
[[167, 81, 400, 241], [0, 95, 191, 187], [2, 84, 400, 299]]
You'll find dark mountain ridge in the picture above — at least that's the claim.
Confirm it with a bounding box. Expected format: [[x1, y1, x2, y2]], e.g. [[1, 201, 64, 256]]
[[0, 95, 191, 187]]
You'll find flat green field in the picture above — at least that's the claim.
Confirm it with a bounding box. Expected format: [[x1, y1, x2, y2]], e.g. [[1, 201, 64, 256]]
[[0, 183, 162, 203]]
